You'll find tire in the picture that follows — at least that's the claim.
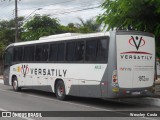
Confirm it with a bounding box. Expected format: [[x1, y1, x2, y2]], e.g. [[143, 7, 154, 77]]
[[55, 80, 67, 100], [12, 77, 21, 92]]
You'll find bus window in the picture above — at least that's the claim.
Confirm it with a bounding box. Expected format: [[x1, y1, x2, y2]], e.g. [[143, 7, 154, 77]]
[[85, 40, 97, 61], [41, 44, 49, 61], [66, 42, 76, 61], [35, 44, 49, 61], [85, 38, 108, 62], [35, 45, 41, 61], [13, 47, 23, 62], [23, 46, 35, 61], [4, 48, 12, 65], [49, 43, 64, 62], [75, 41, 84, 61], [49, 44, 58, 61], [57, 43, 65, 61], [96, 39, 108, 62]]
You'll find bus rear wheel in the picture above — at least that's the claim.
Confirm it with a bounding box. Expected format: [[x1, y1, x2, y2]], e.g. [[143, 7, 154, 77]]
[[12, 77, 21, 92], [55, 80, 67, 100]]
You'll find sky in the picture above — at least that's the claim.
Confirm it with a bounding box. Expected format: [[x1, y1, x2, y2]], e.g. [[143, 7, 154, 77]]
[[0, 0, 104, 25]]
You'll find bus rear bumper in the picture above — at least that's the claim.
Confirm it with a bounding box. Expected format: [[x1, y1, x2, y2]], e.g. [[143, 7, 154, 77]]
[[105, 87, 154, 99]]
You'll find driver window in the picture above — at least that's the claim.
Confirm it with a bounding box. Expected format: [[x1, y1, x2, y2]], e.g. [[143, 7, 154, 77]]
[[4, 47, 13, 65]]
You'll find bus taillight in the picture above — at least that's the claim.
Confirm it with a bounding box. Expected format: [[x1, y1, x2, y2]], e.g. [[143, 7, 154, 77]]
[[113, 75, 117, 83], [112, 70, 118, 84]]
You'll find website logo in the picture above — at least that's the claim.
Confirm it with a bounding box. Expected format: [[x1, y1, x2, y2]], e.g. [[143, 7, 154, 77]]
[[120, 67, 132, 71], [2, 112, 11, 117]]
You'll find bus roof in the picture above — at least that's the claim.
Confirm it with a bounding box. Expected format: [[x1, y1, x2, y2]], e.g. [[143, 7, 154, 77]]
[[8, 32, 110, 48], [39, 33, 82, 40]]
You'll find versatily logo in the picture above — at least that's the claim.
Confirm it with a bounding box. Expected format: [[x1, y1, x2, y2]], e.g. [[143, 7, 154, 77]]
[[21, 65, 29, 77], [17, 65, 67, 77], [119, 36, 152, 60], [129, 36, 145, 50]]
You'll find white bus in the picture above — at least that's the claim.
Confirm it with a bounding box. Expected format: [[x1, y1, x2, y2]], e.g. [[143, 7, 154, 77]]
[[3, 31, 155, 100]]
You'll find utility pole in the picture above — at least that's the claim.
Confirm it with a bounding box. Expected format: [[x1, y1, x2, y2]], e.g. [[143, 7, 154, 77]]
[[2, 0, 18, 42], [15, 0, 18, 42]]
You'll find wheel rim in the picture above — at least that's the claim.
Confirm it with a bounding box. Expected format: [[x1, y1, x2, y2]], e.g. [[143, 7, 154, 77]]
[[57, 85, 64, 97], [13, 80, 18, 90]]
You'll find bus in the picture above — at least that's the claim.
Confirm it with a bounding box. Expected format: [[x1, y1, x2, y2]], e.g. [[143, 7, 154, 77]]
[[3, 30, 155, 100]]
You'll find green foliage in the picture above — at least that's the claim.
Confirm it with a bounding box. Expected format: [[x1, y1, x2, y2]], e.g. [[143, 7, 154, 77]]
[[98, 0, 159, 31], [0, 17, 25, 59], [0, 19, 15, 59], [76, 18, 101, 33], [60, 23, 79, 33], [21, 15, 62, 41], [0, 15, 101, 60], [60, 18, 101, 34], [97, 0, 160, 57]]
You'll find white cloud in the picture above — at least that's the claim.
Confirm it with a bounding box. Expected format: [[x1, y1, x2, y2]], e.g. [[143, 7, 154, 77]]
[[0, 0, 104, 25]]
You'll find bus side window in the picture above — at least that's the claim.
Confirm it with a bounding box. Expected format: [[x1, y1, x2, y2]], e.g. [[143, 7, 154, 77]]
[[35, 44, 49, 61], [66, 42, 76, 61], [75, 41, 84, 61], [4, 48, 12, 65], [49, 44, 58, 61], [96, 39, 107, 62], [85, 40, 97, 61], [23, 46, 35, 61], [85, 38, 108, 62], [13, 47, 23, 62], [49, 43, 64, 62], [35, 45, 42, 61], [41, 44, 49, 61], [57, 43, 65, 61]]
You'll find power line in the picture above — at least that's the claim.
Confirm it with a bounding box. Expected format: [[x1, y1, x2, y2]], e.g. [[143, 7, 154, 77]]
[[49, 5, 100, 16], [23, 8, 42, 22], [0, 1, 15, 21], [41, 1, 100, 12], [20, 0, 101, 21], [22, 5, 100, 23], [0, 1, 5, 6], [0, 0, 13, 8], [18, 0, 78, 22]]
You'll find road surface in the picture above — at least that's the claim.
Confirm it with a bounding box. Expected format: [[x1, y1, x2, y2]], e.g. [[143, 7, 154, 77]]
[[0, 80, 159, 120]]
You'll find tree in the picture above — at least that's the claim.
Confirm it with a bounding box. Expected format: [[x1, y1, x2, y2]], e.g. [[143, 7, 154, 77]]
[[60, 23, 79, 33], [58, 18, 101, 34], [21, 15, 62, 41], [97, 0, 160, 31], [0, 20, 13, 58], [97, 0, 160, 57], [76, 17, 101, 33]]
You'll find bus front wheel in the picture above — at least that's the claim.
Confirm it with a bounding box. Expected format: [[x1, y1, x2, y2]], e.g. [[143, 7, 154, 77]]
[[55, 80, 67, 100], [12, 77, 21, 92]]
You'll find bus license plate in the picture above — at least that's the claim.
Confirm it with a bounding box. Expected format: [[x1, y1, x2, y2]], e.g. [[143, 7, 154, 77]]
[[131, 92, 141, 95]]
